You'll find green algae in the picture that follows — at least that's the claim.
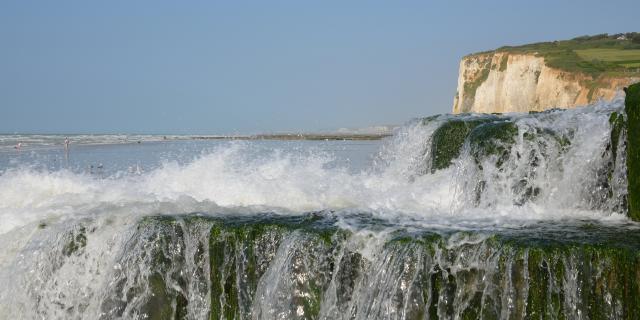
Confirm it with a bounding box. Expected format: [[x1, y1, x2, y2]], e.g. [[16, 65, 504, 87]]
[[208, 225, 240, 320], [100, 216, 192, 320], [62, 226, 87, 256], [145, 272, 176, 320], [625, 83, 640, 221], [333, 250, 363, 313], [206, 215, 342, 320], [609, 111, 626, 165], [525, 249, 564, 319], [144, 219, 189, 320], [600, 111, 628, 206], [496, 239, 640, 320], [427, 265, 441, 320], [466, 121, 521, 204], [109, 215, 640, 319], [208, 221, 289, 319], [469, 121, 518, 167], [523, 127, 572, 151], [430, 118, 494, 172]]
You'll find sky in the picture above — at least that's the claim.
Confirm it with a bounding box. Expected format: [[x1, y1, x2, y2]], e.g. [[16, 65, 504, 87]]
[[1, 1, 639, 134]]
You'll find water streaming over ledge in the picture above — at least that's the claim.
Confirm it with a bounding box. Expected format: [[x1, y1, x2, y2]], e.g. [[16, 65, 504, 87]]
[[0, 96, 639, 319]]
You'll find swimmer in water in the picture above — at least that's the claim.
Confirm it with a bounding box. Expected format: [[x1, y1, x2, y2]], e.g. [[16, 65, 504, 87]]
[[14, 142, 21, 150], [64, 137, 70, 150]]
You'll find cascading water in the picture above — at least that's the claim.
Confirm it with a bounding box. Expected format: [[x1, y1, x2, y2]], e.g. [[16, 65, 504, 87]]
[[0, 89, 639, 319]]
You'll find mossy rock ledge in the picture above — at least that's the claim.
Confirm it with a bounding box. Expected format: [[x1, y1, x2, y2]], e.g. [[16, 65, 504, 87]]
[[427, 84, 640, 221], [88, 215, 640, 319], [626, 83, 640, 221]]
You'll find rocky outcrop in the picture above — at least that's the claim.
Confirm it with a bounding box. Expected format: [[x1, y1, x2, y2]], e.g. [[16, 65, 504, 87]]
[[453, 52, 637, 113], [626, 83, 640, 221], [56, 215, 640, 319]]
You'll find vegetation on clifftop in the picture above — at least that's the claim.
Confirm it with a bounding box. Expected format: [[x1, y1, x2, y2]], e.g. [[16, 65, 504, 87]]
[[469, 32, 640, 77]]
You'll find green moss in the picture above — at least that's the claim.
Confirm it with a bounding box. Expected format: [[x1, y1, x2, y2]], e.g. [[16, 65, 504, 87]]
[[117, 216, 192, 320], [469, 121, 518, 168], [334, 251, 363, 312], [300, 274, 324, 318], [626, 83, 640, 221], [525, 249, 565, 319], [208, 224, 241, 320], [207, 219, 340, 320], [469, 122, 551, 206], [137, 217, 192, 320], [496, 240, 640, 319], [575, 247, 640, 319], [62, 226, 87, 256], [430, 118, 494, 172], [428, 265, 441, 320], [175, 293, 188, 320], [119, 215, 640, 318], [460, 290, 482, 320], [144, 272, 175, 320], [608, 112, 627, 192]]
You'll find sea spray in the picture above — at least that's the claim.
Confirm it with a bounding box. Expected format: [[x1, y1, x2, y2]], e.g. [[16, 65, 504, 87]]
[[3, 214, 639, 319], [0, 99, 628, 235], [0, 95, 639, 319]]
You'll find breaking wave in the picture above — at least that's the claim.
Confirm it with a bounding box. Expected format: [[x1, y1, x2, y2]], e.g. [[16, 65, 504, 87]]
[[0, 98, 630, 236]]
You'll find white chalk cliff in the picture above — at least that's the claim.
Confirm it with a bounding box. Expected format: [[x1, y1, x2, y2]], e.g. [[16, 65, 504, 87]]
[[453, 52, 637, 113]]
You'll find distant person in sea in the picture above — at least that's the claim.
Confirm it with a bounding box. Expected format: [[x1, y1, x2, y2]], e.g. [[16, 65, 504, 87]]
[[64, 137, 70, 150], [128, 164, 143, 175], [14, 142, 21, 150]]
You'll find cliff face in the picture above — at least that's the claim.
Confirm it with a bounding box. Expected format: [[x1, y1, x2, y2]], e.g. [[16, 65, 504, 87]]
[[453, 52, 637, 113]]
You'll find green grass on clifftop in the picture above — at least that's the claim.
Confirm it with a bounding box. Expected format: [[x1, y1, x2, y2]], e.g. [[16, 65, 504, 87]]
[[470, 33, 640, 77]]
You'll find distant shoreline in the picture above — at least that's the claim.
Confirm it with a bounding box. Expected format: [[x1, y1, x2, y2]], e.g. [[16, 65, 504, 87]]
[[0, 133, 393, 151], [192, 133, 392, 141]]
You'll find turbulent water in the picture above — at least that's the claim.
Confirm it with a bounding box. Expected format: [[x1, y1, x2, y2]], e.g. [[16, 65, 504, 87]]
[[0, 97, 638, 319]]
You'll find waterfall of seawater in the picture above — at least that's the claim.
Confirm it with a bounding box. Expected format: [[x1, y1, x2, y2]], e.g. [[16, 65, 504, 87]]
[[0, 97, 638, 319]]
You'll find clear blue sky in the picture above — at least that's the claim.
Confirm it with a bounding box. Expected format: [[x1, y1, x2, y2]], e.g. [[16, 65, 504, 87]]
[[1, 1, 638, 134]]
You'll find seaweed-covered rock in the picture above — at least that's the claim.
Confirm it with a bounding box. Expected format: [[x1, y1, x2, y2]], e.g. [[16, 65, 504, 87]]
[[93, 215, 640, 319], [468, 121, 518, 167], [208, 222, 287, 319], [99, 216, 191, 320], [430, 118, 495, 172], [625, 83, 640, 221]]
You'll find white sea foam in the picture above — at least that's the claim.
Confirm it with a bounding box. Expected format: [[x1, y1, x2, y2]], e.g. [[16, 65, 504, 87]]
[[0, 98, 631, 236], [0, 98, 636, 320]]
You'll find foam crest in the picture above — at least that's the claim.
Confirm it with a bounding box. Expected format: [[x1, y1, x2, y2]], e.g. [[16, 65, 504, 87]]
[[0, 99, 632, 235]]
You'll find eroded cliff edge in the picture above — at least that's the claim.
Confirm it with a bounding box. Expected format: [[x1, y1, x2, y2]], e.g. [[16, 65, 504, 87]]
[[453, 52, 636, 113], [452, 33, 640, 114]]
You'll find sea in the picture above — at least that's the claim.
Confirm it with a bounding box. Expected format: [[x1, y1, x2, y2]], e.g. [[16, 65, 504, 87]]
[[0, 97, 639, 319]]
